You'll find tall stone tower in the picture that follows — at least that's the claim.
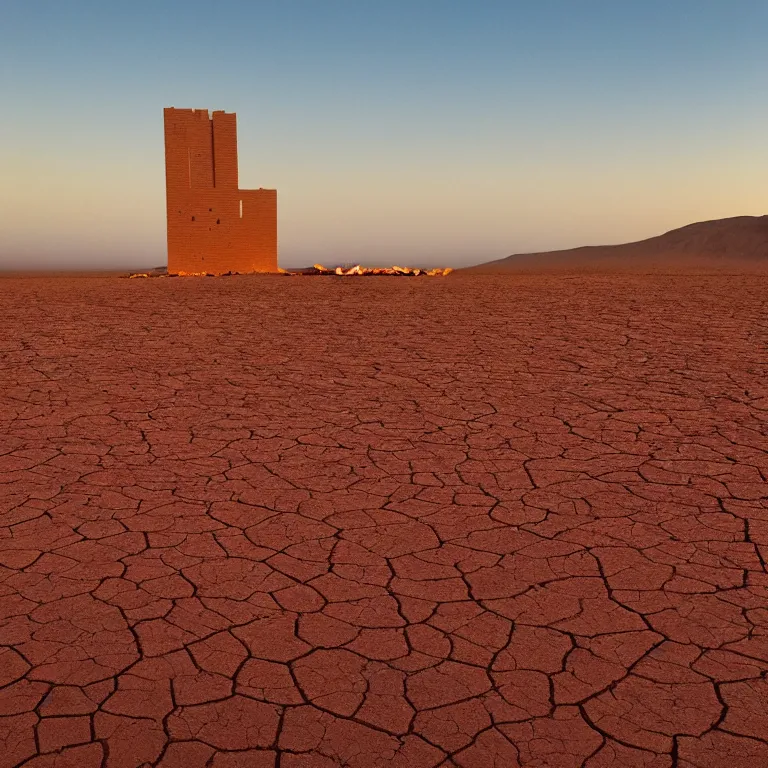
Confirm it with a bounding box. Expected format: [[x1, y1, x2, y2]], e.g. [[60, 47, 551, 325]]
[[164, 108, 277, 274]]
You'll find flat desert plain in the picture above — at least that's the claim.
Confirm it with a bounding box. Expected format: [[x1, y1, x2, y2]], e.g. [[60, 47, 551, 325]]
[[1, 271, 767, 768]]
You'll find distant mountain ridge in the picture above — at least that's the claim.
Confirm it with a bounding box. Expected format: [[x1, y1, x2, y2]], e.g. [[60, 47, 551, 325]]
[[465, 215, 768, 272]]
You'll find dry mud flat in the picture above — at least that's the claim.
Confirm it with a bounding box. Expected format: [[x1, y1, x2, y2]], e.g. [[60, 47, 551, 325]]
[[0, 272, 767, 768]]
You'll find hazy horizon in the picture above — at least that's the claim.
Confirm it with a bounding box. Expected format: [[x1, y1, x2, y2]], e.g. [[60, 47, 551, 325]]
[[2, 0, 767, 271]]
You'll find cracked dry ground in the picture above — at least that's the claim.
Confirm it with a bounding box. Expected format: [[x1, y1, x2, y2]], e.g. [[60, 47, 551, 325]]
[[0, 273, 767, 768]]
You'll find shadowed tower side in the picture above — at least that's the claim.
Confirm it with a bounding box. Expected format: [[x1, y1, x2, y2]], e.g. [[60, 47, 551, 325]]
[[164, 108, 278, 274]]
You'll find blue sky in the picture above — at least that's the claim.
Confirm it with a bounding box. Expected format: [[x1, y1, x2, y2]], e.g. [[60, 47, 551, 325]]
[[1, 0, 766, 269]]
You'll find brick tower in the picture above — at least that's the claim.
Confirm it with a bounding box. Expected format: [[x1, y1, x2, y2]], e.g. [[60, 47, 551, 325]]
[[164, 108, 277, 274]]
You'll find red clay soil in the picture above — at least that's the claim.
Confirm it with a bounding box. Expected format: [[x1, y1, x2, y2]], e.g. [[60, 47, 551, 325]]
[[0, 272, 767, 768]]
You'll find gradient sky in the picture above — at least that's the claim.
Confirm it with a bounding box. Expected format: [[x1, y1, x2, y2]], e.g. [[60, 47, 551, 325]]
[[2, 0, 767, 269]]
